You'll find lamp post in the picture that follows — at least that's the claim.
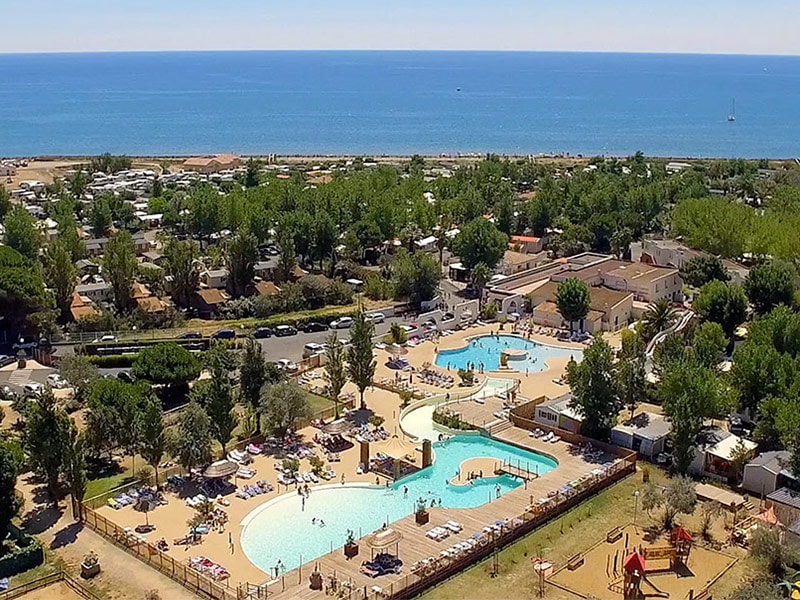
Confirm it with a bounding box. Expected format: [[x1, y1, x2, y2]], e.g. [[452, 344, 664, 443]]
[[633, 490, 640, 530]]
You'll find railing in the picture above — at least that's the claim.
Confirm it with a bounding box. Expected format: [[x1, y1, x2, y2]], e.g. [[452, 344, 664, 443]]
[[0, 570, 103, 600]]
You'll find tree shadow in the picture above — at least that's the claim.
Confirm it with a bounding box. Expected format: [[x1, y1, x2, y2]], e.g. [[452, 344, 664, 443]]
[[50, 522, 84, 549], [21, 504, 63, 535]]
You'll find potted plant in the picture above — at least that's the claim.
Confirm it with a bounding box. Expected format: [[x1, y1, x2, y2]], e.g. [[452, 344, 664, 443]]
[[81, 550, 100, 578], [343, 529, 358, 559], [415, 498, 430, 525]]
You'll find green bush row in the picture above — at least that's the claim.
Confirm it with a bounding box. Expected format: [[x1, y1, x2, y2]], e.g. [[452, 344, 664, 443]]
[[253, 307, 360, 329], [86, 355, 135, 368], [0, 531, 44, 578]]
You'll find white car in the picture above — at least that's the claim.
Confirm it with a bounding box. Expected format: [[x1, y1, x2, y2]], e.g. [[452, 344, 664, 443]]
[[46, 374, 66, 389], [23, 383, 43, 396], [276, 359, 299, 372], [302, 343, 326, 358], [93, 334, 117, 343], [399, 324, 415, 333], [330, 317, 354, 330], [366, 312, 385, 324]]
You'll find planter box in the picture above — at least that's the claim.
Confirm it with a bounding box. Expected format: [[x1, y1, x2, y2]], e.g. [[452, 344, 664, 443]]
[[344, 543, 359, 559], [81, 562, 100, 579], [415, 511, 430, 525]]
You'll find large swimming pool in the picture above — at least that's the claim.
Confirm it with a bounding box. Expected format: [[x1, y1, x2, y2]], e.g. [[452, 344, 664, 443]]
[[435, 335, 581, 372], [240, 436, 557, 574]]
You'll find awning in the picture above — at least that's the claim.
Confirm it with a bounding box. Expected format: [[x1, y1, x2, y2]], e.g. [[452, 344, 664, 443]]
[[377, 435, 416, 460], [364, 527, 403, 550], [204, 460, 238, 479]]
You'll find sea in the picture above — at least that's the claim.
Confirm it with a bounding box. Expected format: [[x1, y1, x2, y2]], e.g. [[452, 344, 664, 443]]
[[1, 51, 799, 158]]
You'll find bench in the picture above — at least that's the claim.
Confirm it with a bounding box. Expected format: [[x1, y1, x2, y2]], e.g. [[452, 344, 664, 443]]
[[606, 527, 623, 543], [567, 553, 584, 570]]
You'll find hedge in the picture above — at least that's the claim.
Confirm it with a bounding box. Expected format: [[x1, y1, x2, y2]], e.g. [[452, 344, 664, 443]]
[[253, 307, 360, 329], [86, 355, 135, 368], [0, 528, 44, 578]]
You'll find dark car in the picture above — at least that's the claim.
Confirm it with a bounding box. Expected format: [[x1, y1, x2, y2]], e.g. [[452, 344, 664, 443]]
[[178, 331, 203, 339], [301, 322, 327, 333], [274, 325, 298, 337], [211, 329, 236, 340], [117, 371, 135, 383], [252, 327, 274, 339]]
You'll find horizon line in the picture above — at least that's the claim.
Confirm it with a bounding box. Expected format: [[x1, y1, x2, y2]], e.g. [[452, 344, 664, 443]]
[[1, 48, 799, 58]]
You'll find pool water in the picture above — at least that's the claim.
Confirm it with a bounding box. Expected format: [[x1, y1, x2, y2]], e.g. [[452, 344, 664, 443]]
[[435, 335, 581, 373], [240, 436, 557, 574]]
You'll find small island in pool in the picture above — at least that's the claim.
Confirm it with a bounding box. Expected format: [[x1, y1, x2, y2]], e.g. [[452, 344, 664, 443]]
[[435, 335, 581, 373]]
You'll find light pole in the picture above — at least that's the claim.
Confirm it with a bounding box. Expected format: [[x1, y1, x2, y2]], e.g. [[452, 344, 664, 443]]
[[633, 490, 640, 530]]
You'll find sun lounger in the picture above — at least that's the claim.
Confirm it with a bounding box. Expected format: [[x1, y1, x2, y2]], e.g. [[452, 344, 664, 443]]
[[445, 520, 462, 533]]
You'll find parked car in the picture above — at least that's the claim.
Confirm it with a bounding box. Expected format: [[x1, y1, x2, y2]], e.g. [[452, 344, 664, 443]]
[[252, 327, 274, 339], [211, 329, 236, 340], [276, 359, 298, 372], [301, 321, 327, 333], [117, 371, 135, 383], [94, 334, 118, 343], [0, 355, 14, 368], [274, 325, 298, 337], [330, 317, 354, 329], [178, 331, 203, 339], [366, 312, 385, 324], [23, 383, 43, 397], [46, 374, 67, 389], [303, 343, 326, 358]]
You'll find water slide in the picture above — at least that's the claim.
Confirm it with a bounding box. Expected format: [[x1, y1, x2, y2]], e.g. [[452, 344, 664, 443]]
[[644, 310, 694, 375]]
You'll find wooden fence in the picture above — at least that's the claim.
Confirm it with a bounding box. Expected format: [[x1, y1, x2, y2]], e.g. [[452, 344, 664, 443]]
[[0, 570, 102, 600]]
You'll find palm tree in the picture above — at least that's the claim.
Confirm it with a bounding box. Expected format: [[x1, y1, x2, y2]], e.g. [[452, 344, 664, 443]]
[[642, 298, 678, 340], [470, 262, 492, 309]]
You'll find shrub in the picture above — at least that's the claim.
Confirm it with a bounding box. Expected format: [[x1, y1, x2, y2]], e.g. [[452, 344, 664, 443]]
[[0, 529, 44, 578], [86, 355, 135, 368], [457, 369, 476, 386], [480, 303, 499, 320]]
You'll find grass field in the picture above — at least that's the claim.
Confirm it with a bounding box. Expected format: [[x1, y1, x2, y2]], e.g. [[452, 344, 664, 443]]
[[420, 467, 752, 600]]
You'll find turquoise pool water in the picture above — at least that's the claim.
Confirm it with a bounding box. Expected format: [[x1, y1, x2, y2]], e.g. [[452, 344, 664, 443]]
[[435, 335, 581, 372], [240, 436, 557, 575]]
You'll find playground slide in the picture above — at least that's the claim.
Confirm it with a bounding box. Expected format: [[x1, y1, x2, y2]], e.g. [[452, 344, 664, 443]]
[[640, 575, 670, 598]]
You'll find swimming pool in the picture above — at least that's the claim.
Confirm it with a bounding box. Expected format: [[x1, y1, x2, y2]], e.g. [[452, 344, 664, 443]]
[[240, 436, 557, 574], [435, 335, 581, 373]]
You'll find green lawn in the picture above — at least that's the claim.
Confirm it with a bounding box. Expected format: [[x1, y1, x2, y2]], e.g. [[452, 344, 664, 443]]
[[420, 467, 751, 600], [85, 455, 137, 501], [306, 391, 336, 415]]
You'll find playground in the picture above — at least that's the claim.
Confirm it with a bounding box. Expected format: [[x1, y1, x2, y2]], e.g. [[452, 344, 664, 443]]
[[549, 524, 737, 600]]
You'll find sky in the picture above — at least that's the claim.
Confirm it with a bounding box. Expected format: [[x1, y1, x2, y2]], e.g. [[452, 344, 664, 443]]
[[3, 0, 799, 55]]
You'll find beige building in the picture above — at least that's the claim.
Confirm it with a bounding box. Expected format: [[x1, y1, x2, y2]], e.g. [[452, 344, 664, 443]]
[[600, 262, 682, 303], [499, 250, 546, 276], [182, 154, 241, 174], [528, 281, 633, 333]]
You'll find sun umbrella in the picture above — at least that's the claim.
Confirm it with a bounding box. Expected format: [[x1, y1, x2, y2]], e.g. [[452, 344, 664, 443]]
[[204, 460, 238, 479]]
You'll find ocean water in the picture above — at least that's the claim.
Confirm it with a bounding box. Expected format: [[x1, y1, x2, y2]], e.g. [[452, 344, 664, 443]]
[[1, 51, 799, 157]]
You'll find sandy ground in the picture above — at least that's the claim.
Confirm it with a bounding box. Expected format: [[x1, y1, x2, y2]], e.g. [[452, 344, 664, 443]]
[[91, 325, 586, 588], [15, 582, 84, 600]]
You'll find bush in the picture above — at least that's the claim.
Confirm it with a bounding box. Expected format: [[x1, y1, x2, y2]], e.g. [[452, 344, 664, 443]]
[[0, 528, 44, 578], [432, 408, 475, 431], [253, 307, 360, 329], [480, 303, 499, 320], [86, 354, 135, 368]]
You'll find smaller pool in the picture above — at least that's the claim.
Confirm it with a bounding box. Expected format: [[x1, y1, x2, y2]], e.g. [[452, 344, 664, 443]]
[[435, 335, 581, 373]]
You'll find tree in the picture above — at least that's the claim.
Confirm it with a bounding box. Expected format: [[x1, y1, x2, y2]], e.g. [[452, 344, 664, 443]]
[[174, 401, 212, 471], [0, 440, 21, 540], [22, 388, 71, 499], [751, 524, 798, 580], [239, 338, 266, 417], [137, 395, 166, 488], [225, 230, 258, 298], [192, 376, 237, 456], [259, 382, 311, 436], [776, 400, 800, 478], [470, 262, 492, 309], [132, 343, 201, 390], [0, 187, 10, 221], [731, 343, 793, 415], [4, 205, 41, 261], [391, 251, 442, 304], [616, 329, 646, 421], [347, 310, 376, 410], [0, 247, 50, 339], [244, 158, 261, 188], [88, 197, 113, 236], [610, 227, 632, 260], [43, 241, 77, 322], [555, 278, 591, 332], [324, 331, 347, 417], [693, 281, 747, 340], [162, 236, 199, 309], [451, 218, 509, 270], [103, 230, 138, 312], [276, 223, 297, 283], [745, 260, 796, 316], [58, 354, 100, 403], [641, 298, 678, 341], [84, 379, 144, 462], [662, 476, 697, 530], [679, 256, 729, 288], [567, 337, 619, 440], [63, 423, 87, 520], [729, 578, 783, 600], [691, 321, 727, 368]]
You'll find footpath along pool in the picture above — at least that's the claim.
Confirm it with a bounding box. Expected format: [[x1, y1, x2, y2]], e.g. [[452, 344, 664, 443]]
[[435, 334, 581, 373], [240, 436, 557, 575]]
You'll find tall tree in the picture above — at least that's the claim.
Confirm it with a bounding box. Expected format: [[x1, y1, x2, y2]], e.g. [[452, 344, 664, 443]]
[[63, 422, 87, 521], [243, 158, 261, 188], [239, 338, 267, 420], [678, 256, 729, 288], [22, 388, 71, 499], [58, 354, 100, 403], [88, 197, 113, 236], [137, 394, 167, 488], [693, 281, 748, 340], [615, 329, 647, 421], [132, 342, 201, 390], [276, 223, 297, 283], [347, 310, 376, 410], [0, 440, 21, 539], [259, 381, 311, 436], [470, 262, 492, 309], [4, 205, 41, 261], [555, 278, 591, 332], [103, 230, 138, 312], [691, 321, 727, 368], [192, 375, 237, 456], [325, 331, 347, 417], [567, 336, 620, 440], [745, 259, 796, 315], [0, 187, 11, 221], [225, 230, 258, 298], [391, 250, 442, 305], [162, 236, 199, 309], [174, 401, 212, 471], [43, 240, 77, 322], [451, 217, 509, 270]]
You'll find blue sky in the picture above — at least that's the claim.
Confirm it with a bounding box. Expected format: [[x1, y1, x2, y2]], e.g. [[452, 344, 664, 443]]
[[3, 0, 799, 54]]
